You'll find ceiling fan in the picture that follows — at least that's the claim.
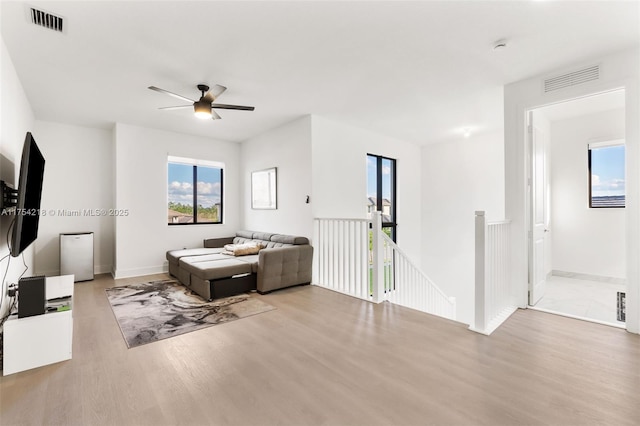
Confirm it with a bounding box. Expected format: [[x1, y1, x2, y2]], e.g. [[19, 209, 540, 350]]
[[148, 84, 254, 120]]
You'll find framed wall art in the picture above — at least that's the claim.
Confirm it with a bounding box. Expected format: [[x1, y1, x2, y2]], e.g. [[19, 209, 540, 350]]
[[251, 167, 277, 209]]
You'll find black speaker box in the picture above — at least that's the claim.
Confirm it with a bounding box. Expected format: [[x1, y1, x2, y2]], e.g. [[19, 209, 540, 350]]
[[18, 275, 46, 318]]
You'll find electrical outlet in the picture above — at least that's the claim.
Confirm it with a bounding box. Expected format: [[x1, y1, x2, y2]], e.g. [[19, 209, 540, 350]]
[[7, 284, 17, 297]]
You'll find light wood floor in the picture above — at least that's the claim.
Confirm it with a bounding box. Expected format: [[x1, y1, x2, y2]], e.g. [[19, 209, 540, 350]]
[[1, 273, 639, 426]]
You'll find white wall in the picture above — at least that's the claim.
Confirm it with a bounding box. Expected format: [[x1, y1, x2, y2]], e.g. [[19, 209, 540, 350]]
[[421, 130, 504, 325], [505, 48, 640, 333], [311, 116, 423, 264], [241, 116, 313, 239], [113, 123, 241, 278], [550, 108, 626, 279], [32, 121, 115, 276], [0, 35, 36, 320]]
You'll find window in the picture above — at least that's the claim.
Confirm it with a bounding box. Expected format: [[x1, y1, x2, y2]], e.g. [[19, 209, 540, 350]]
[[367, 154, 397, 241], [588, 140, 625, 208], [167, 156, 224, 224]]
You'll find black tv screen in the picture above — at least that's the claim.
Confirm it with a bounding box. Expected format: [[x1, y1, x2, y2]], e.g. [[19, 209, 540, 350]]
[[10, 132, 45, 257]]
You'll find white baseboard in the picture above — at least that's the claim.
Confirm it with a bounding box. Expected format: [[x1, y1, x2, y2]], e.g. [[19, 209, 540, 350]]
[[36, 264, 113, 278], [552, 270, 627, 285], [468, 305, 519, 336], [112, 264, 169, 279], [528, 305, 626, 329]]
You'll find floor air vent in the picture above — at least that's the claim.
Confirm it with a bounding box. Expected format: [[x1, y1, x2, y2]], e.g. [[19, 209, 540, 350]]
[[617, 292, 626, 322], [30, 7, 64, 33], [544, 65, 600, 93]]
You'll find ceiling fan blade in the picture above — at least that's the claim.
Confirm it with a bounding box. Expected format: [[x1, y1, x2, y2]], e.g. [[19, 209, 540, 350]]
[[211, 110, 222, 120], [148, 86, 195, 103], [203, 84, 227, 103], [158, 105, 192, 111], [211, 103, 255, 111], [211, 84, 227, 98]]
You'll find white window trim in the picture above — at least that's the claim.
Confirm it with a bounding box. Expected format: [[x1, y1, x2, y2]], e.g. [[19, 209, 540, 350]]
[[168, 155, 225, 169], [588, 139, 625, 149]]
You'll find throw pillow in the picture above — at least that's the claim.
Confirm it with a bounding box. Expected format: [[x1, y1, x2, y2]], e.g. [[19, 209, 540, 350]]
[[223, 242, 263, 256]]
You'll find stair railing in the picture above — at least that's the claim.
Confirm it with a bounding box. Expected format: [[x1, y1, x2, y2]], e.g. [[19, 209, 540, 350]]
[[313, 212, 456, 321], [470, 211, 516, 335]]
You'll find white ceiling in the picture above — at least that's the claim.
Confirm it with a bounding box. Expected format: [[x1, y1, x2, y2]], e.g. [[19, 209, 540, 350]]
[[1, 1, 638, 145]]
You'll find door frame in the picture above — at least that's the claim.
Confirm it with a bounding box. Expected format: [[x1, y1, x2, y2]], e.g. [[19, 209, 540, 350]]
[[525, 93, 627, 312], [505, 79, 640, 334]]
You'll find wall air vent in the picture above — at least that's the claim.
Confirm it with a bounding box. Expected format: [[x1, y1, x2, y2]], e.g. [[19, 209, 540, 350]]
[[29, 7, 64, 33], [543, 65, 600, 93]]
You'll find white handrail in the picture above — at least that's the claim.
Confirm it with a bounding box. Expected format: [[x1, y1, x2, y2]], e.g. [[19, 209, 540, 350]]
[[379, 231, 456, 320], [380, 232, 453, 302]]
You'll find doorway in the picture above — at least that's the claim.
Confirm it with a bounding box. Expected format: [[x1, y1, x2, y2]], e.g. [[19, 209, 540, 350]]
[[527, 90, 627, 327]]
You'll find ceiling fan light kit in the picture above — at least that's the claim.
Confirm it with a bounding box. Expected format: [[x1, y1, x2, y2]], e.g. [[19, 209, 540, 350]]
[[148, 83, 254, 121], [194, 100, 212, 119]]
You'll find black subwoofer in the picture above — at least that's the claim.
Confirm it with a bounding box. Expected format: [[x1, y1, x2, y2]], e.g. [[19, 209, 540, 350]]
[[18, 275, 46, 318]]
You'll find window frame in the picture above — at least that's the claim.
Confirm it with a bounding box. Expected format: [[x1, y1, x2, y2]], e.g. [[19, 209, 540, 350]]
[[588, 140, 625, 209], [167, 156, 224, 225], [367, 153, 397, 242]]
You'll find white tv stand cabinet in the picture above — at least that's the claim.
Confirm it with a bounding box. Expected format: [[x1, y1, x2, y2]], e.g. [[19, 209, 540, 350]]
[[2, 275, 74, 376]]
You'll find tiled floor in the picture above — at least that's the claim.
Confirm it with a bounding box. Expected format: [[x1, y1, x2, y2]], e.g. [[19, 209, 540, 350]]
[[531, 275, 626, 327]]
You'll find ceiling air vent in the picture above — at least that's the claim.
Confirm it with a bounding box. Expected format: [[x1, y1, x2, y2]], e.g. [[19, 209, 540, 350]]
[[29, 7, 64, 33], [544, 65, 600, 93]]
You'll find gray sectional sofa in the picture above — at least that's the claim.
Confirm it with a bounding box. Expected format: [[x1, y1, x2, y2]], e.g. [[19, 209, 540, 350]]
[[166, 230, 313, 300]]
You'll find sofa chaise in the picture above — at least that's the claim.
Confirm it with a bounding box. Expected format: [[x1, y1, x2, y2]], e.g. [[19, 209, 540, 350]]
[[166, 230, 313, 300]]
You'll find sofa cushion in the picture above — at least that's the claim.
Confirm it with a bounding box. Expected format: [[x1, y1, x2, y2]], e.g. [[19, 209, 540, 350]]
[[236, 254, 259, 273], [181, 258, 252, 281], [233, 236, 274, 247], [178, 253, 229, 266], [235, 230, 255, 239], [270, 234, 309, 245], [166, 248, 224, 265], [203, 236, 235, 249], [233, 236, 260, 245], [262, 241, 290, 248], [252, 232, 274, 241]]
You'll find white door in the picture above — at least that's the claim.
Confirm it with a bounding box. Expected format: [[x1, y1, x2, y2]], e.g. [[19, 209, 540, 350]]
[[529, 112, 549, 305]]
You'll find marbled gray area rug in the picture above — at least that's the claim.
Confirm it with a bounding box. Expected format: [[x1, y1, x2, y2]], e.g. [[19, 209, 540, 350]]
[[105, 279, 275, 348]]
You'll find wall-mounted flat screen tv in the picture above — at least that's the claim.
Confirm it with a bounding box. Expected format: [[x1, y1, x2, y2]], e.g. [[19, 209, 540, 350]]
[[10, 132, 45, 257]]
